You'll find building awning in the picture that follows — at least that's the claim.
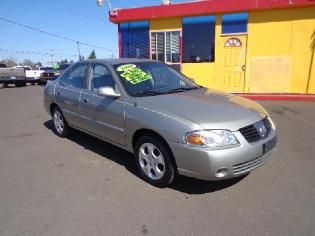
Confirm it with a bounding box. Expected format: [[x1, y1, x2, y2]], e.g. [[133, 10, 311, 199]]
[[109, 0, 314, 24]]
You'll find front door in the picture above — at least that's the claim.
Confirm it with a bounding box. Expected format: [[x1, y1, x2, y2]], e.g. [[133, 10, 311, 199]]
[[79, 63, 125, 146], [216, 35, 247, 93]]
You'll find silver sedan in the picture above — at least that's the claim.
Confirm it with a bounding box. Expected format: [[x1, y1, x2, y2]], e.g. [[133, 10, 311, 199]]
[[44, 59, 277, 187]]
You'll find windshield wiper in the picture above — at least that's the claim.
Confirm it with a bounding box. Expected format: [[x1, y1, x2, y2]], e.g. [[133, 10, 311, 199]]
[[133, 90, 165, 97], [166, 87, 199, 94]]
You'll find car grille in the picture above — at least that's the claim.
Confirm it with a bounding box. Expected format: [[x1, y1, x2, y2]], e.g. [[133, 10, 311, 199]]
[[239, 117, 271, 143], [232, 155, 266, 175], [41, 72, 55, 77]]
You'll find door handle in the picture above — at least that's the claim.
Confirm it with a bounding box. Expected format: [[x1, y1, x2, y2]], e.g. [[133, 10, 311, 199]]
[[64, 100, 73, 105], [82, 98, 88, 103], [57, 91, 61, 95], [241, 65, 246, 71]]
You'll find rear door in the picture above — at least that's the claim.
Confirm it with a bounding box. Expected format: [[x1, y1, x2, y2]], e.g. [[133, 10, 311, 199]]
[[54, 62, 89, 127], [79, 63, 126, 146]]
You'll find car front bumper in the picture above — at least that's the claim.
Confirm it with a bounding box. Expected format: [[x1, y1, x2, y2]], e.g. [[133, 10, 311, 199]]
[[168, 129, 277, 181], [40, 76, 53, 82], [26, 77, 40, 82]]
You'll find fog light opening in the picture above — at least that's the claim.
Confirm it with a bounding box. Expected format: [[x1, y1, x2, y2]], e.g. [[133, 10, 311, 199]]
[[215, 168, 228, 178]]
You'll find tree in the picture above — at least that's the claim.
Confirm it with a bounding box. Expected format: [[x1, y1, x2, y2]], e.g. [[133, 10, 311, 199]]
[[23, 59, 36, 69], [59, 59, 69, 64], [35, 62, 42, 68], [0, 58, 17, 67], [88, 50, 96, 59]]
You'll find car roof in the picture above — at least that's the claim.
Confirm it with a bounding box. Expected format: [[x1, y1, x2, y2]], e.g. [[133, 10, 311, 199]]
[[84, 58, 153, 65]]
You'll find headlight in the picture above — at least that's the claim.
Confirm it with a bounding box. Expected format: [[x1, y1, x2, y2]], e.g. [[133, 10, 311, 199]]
[[185, 130, 239, 148], [267, 117, 276, 129]]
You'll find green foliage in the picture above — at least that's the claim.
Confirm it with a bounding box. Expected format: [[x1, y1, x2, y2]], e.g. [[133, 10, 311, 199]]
[[88, 50, 96, 59]]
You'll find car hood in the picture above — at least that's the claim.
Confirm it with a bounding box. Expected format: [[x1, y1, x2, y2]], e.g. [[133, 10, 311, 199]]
[[137, 88, 268, 131]]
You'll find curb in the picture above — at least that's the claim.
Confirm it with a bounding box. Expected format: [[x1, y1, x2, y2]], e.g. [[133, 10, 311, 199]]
[[236, 94, 315, 101]]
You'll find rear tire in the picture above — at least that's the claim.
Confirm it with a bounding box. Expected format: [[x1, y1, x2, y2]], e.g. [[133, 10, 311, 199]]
[[52, 107, 71, 138], [135, 135, 176, 187]]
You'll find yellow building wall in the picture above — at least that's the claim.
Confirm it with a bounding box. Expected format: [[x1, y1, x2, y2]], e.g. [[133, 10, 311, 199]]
[[246, 7, 315, 93], [182, 63, 215, 87], [290, 8, 315, 94], [147, 7, 315, 94]]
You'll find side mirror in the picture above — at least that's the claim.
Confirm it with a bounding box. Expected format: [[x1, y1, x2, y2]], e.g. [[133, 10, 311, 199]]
[[97, 86, 121, 98]]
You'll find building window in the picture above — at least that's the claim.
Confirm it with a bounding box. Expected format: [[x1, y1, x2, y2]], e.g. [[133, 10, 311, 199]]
[[151, 31, 180, 64], [182, 15, 216, 63], [120, 21, 149, 58], [222, 13, 248, 34]]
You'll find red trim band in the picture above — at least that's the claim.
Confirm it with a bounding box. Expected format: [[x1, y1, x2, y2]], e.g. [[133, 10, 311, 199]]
[[109, 0, 315, 23]]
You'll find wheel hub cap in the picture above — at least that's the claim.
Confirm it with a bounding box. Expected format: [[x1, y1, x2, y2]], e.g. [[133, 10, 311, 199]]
[[53, 110, 64, 134], [139, 143, 165, 180]]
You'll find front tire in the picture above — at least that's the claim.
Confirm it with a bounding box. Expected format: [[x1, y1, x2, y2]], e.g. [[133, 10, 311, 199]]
[[52, 107, 71, 138], [135, 135, 176, 187]]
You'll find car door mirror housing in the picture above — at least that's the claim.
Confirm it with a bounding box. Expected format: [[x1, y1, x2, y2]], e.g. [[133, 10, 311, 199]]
[[97, 86, 121, 98]]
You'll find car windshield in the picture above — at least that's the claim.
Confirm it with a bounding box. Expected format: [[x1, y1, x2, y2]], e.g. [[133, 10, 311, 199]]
[[113, 62, 200, 96]]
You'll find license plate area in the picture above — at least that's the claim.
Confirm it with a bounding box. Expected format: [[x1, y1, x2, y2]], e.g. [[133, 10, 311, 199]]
[[263, 136, 277, 154]]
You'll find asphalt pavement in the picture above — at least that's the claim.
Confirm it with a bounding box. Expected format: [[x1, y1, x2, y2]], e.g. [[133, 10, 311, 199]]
[[0, 85, 314, 236]]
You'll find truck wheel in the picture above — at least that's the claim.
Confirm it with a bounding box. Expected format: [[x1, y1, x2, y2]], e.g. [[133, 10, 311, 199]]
[[52, 107, 71, 138], [135, 135, 176, 187]]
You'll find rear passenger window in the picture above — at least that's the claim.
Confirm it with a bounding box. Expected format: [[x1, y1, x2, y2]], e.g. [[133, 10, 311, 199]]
[[90, 64, 115, 91], [59, 63, 88, 89]]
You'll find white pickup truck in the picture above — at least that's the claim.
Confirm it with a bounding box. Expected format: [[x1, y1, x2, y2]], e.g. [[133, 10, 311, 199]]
[[14, 66, 44, 84]]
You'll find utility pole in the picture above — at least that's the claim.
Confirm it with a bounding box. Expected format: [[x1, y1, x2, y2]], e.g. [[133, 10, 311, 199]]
[[76, 41, 81, 61]]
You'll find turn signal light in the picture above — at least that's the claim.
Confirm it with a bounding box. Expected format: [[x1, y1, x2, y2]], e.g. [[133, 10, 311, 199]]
[[186, 134, 203, 145]]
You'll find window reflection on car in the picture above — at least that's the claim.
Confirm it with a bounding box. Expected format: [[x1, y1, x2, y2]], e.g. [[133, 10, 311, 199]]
[[113, 62, 200, 97]]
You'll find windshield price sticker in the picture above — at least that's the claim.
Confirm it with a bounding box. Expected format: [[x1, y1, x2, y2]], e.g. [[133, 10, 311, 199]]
[[116, 64, 152, 85]]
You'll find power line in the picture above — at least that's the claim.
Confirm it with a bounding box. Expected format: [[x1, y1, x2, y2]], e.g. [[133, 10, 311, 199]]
[[29, 0, 105, 23], [0, 17, 117, 53], [0, 48, 115, 61], [0, 48, 78, 57]]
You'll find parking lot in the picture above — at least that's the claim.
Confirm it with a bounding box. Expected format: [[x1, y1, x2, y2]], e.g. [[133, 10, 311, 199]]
[[0, 85, 314, 236]]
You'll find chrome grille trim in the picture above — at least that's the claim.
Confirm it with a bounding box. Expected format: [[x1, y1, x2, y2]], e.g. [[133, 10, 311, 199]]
[[239, 117, 271, 143]]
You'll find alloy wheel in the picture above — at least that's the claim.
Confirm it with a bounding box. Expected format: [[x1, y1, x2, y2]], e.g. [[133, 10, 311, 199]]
[[138, 143, 166, 180], [53, 110, 64, 134]]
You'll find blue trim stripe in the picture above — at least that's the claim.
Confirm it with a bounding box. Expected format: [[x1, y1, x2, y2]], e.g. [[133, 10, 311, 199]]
[[182, 15, 216, 24], [222, 13, 248, 34]]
